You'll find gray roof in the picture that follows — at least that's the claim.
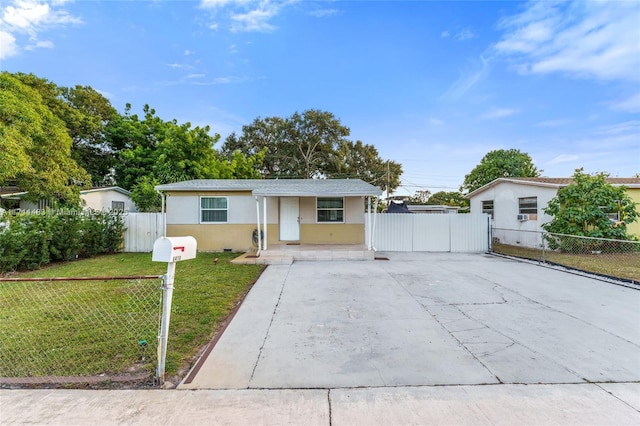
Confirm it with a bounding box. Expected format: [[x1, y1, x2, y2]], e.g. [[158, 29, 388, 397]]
[[155, 179, 382, 197]]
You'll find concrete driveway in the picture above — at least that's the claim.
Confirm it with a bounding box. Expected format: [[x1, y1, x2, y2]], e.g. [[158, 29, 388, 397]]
[[180, 253, 640, 390], [3, 253, 640, 425]]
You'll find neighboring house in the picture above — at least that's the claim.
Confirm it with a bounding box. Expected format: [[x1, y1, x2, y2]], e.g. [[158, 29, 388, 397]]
[[0, 186, 137, 212], [80, 187, 137, 212], [466, 177, 640, 247], [154, 179, 382, 252], [406, 205, 461, 214]]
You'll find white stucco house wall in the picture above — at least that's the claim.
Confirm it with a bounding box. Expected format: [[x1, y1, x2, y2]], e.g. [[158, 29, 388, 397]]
[[466, 177, 640, 248], [0, 186, 137, 212], [80, 187, 137, 212]]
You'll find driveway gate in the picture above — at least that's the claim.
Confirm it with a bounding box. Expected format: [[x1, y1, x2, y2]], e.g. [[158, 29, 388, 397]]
[[367, 213, 490, 252]]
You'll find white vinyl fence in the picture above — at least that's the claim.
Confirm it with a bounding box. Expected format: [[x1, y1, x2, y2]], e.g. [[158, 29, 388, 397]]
[[367, 213, 490, 252], [123, 213, 164, 252]]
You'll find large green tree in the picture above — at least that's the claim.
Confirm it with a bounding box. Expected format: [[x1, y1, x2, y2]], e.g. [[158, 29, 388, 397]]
[[11, 73, 118, 186], [108, 104, 265, 211], [329, 140, 402, 192], [222, 110, 402, 192], [542, 169, 638, 240], [461, 149, 541, 194], [0, 72, 90, 206], [426, 191, 469, 208]]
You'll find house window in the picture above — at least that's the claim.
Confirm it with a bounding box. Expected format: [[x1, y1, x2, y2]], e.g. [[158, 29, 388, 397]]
[[201, 196, 228, 223], [111, 201, 125, 211], [603, 200, 621, 222], [482, 200, 494, 218], [317, 197, 344, 223], [519, 197, 537, 214]]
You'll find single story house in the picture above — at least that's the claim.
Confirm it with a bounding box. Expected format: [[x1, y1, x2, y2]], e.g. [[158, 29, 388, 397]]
[[466, 177, 640, 247], [80, 187, 137, 212], [154, 179, 382, 252], [0, 186, 137, 212]]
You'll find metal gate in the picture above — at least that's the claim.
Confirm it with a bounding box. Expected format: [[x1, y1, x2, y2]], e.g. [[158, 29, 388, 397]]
[[367, 213, 490, 252]]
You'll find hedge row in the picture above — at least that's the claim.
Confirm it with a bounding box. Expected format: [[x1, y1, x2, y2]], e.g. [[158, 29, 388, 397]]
[[0, 210, 125, 273]]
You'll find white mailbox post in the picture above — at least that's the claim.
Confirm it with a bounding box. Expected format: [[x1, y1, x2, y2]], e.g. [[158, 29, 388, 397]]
[[152, 236, 197, 383]]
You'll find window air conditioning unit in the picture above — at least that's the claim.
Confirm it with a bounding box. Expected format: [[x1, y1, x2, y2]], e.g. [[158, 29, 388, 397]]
[[517, 214, 529, 221]]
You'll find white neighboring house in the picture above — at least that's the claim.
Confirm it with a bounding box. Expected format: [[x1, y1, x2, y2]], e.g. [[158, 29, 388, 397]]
[[80, 187, 137, 212], [466, 177, 640, 248], [0, 186, 137, 212]]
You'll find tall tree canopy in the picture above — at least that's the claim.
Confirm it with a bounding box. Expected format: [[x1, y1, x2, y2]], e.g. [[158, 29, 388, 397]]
[[426, 191, 469, 208], [542, 169, 638, 240], [461, 149, 541, 194], [11, 73, 118, 186], [0, 72, 90, 206], [108, 104, 265, 211], [221, 109, 402, 192]]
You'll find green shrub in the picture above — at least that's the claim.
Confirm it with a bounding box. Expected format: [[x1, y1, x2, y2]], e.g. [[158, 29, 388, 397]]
[[0, 209, 125, 273]]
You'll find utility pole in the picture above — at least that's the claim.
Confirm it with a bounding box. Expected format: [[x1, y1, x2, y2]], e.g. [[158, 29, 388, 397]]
[[386, 160, 390, 201]]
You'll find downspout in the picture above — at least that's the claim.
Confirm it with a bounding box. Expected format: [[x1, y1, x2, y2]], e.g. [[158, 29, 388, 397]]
[[156, 190, 166, 237], [255, 196, 262, 256]]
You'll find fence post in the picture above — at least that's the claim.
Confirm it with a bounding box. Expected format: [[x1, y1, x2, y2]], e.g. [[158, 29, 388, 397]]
[[157, 261, 175, 384]]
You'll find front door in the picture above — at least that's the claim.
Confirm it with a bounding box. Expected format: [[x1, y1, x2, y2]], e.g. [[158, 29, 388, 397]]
[[279, 197, 300, 241]]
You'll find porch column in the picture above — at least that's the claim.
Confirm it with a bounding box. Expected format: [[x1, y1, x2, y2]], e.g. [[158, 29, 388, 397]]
[[367, 196, 372, 250], [263, 196, 268, 251], [255, 196, 262, 252], [372, 197, 379, 250]]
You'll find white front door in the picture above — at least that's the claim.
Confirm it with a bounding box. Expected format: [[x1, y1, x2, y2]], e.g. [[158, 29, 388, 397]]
[[279, 197, 300, 241]]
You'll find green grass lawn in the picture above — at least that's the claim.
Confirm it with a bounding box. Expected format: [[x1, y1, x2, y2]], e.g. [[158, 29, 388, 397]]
[[493, 243, 640, 283], [0, 252, 265, 382]]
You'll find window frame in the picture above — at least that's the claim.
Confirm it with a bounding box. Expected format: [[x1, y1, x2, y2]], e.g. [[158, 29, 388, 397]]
[[200, 196, 229, 224], [111, 201, 125, 212], [518, 196, 538, 215], [481, 200, 494, 219], [316, 196, 345, 223]]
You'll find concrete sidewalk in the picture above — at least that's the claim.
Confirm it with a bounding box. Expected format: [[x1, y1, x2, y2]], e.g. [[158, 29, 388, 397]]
[[2, 383, 639, 425]]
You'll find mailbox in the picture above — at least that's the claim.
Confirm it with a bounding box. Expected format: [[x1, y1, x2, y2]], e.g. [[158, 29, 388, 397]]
[[152, 236, 197, 262]]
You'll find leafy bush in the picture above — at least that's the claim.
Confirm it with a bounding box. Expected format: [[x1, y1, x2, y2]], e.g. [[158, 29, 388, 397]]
[[0, 209, 124, 273]]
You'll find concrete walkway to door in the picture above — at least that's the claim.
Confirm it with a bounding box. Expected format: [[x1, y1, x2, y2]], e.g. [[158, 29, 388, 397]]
[[181, 253, 640, 390]]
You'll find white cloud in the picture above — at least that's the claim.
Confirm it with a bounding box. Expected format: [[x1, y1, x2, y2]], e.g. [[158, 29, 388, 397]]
[[0, 0, 82, 59], [440, 30, 450, 38], [455, 29, 476, 41], [199, 0, 290, 33], [0, 30, 17, 57], [548, 154, 579, 165], [428, 117, 444, 126], [184, 49, 194, 56], [609, 92, 640, 114], [481, 108, 519, 119], [441, 54, 490, 101], [309, 8, 337, 18], [230, 5, 278, 32], [186, 73, 205, 79], [534, 119, 570, 128], [595, 120, 640, 136], [494, 0, 640, 82]]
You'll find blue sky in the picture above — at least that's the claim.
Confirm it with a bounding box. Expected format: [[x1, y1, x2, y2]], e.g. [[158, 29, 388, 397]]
[[1, 0, 639, 196]]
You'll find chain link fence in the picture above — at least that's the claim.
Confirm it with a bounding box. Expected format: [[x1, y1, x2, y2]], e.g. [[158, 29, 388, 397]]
[[0, 275, 163, 386], [492, 228, 640, 286]]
